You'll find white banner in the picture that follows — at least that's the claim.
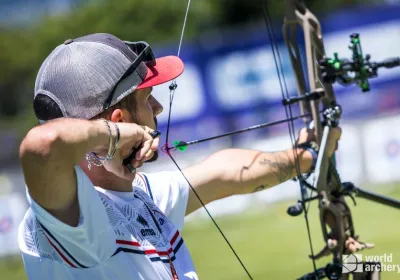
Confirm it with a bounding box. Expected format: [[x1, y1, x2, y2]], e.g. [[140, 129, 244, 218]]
[[363, 114, 400, 184], [335, 123, 364, 185], [0, 193, 27, 257]]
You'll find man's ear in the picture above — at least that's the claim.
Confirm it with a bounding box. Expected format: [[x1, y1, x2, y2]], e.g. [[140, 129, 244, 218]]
[[110, 109, 130, 123]]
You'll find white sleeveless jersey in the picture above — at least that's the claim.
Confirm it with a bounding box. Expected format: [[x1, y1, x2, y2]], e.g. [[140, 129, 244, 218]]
[[18, 166, 199, 280]]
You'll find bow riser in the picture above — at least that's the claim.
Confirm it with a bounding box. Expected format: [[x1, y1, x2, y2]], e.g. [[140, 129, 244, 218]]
[[283, 1, 359, 279]]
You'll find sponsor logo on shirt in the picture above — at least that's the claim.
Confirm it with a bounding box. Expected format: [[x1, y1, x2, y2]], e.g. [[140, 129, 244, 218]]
[[140, 228, 156, 236]]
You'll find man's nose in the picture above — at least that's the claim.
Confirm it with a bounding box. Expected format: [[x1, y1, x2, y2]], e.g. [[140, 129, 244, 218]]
[[150, 96, 163, 117]]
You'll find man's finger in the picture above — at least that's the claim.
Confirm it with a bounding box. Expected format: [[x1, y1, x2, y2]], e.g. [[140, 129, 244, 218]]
[[151, 137, 160, 151], [142, 149, 155, 162], [136, 137, 153, 160]]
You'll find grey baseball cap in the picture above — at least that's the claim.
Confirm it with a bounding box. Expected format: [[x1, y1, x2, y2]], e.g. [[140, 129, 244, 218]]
[[33, 33, 184, 121]]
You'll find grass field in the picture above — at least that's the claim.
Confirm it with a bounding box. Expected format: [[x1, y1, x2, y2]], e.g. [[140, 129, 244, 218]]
[[1, 185, 399, 280]]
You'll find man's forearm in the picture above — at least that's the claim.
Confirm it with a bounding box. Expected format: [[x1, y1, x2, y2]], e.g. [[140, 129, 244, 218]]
[[184, 147, 314, 214], [250, 149, 313, 193], [198, 148, 313, 196], [20, 118, 109, 167]]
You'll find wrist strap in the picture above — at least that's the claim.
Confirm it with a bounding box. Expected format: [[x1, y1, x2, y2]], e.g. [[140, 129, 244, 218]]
[[297, 141, 319, 171]]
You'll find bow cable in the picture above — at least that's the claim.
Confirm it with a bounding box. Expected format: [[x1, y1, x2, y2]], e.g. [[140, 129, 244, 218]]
[[262, 0, 318, 276]]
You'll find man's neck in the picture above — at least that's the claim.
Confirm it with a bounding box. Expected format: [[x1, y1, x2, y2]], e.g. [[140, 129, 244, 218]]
[[79, 161, 134, 192]]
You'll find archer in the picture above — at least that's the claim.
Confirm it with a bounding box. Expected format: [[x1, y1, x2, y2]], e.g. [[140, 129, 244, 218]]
[[18, 33, 341, 280]]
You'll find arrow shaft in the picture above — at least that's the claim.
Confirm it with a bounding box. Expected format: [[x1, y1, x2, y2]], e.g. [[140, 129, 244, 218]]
[[177, 113, 312, 148]]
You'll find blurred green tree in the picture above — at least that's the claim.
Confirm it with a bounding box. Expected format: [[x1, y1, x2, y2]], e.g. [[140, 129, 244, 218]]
[[0, 0, 378, 135], [0, 0, 216, 131]]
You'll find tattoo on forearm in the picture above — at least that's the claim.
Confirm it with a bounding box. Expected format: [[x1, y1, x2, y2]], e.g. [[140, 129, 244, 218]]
[[253, 185, 266, 192], [258, 152, 294, 183]]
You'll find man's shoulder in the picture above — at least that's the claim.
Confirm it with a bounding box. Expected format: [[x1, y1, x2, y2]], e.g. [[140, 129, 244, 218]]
[[19, 207, 37, 240], [18, 186, 110, 255], [133, 170, 184, 200]]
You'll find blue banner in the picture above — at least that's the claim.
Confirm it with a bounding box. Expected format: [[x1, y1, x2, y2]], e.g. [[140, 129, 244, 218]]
[[151, 5, 400, 148]]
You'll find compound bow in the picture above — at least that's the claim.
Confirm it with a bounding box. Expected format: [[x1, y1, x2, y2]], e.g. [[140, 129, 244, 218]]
[[161, 0, 400, 279], [279, 1, 400, 279]]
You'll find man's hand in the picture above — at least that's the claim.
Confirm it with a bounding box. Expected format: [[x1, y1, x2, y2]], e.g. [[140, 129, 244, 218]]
[[296, 126, 342, 157], [100, 123, 159, 181]]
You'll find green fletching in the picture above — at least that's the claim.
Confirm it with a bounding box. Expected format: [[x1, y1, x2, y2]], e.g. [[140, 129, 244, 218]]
[[173, 140, 188, 152]]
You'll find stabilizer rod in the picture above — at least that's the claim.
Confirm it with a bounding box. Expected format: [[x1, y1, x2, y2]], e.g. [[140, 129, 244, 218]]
[[342, 182, 400, 209]]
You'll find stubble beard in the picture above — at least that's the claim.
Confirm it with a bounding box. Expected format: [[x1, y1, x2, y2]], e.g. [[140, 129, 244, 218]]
[[145, 117, 159, 163]]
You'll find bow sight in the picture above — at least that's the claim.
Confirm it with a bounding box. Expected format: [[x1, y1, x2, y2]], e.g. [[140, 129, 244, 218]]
[[283, 32, 400, 107], [320, 33, 400, 92]]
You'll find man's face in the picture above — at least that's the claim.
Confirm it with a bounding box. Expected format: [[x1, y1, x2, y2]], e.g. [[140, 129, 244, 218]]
[[133, 87, 163, 129], [131, 87, 163, 161]]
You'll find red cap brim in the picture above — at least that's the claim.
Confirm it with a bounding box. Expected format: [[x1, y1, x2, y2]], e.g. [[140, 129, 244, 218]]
[[137, 56, 184, 89]]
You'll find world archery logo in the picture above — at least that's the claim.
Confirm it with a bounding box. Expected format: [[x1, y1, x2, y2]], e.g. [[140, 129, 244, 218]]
[[342, 254, 363, 273]]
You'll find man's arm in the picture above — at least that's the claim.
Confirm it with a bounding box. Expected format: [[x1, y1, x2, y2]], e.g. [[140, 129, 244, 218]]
[[19, 118, 155, 226], [183, 148, 312, 215], [183, 127, 341, 215], [19, 118, 113, 226]]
